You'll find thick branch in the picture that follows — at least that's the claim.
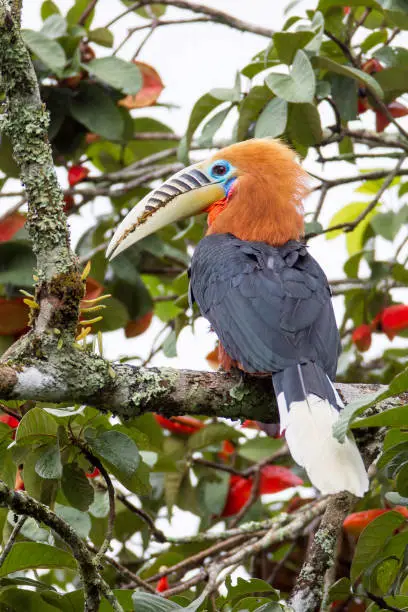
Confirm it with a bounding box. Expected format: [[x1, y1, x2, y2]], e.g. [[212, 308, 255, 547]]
[[289, 492, 355, 612], [0, 3, 74, 281], [0, 352, 388, 424]]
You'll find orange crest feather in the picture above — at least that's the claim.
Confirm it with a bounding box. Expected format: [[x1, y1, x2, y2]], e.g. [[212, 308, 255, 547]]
[[206, 139, 308, 246]]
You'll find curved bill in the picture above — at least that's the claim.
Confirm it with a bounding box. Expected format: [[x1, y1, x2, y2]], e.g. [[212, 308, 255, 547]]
[[106, 163, 225, 260]]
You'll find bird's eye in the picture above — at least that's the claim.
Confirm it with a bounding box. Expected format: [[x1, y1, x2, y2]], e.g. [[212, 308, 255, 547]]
[[210, 160, 230, 178]]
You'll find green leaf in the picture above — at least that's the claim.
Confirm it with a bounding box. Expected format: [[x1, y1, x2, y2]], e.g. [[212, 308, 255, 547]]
[[162, 330, 177, 358], [187, 423, 240, 450], [266, 50, 316, 103], [318, 0, 382, 12], [86, 57, 142, 95], [0, 543, 75, 577], [21, 30, 66, 75], [273, 31, 315, 64], [360, 29, 388, 52], [201, 471, 230, 515], [55, 503, 91, 539], [198, 107, 231, 147], [375, 46, 408, 68], [66, 0, 95, 27], [331, 75, 358, 121], [351, 405, 407, 429], [210, 88, 240, 102], [239, 437, 284, 461], [0, 242, 36, 287], [371, 209, 408, 241], [396, 461, 408, 496], [16, 407, 58, 445], [85, 429, 140, 480], [351, 512, 405, 582], [40, 14, 67, 39], [62, 463, 95, 511], [185, 93, 224, 151], [332, 389, 385, 442], [313, 56, 384, 99], [132, 591, 182, 611], [0, 134, 20, 178], [329, 577, 351, 603], [226, 576, 279, 601], [288, 102, 322, 145], [88, 28, 114, 48], [374, 67, 408, 100], [255, 97, 288, 138], [327, 201, 379, 255], [237, 85, 272, 141], [35, 442, 62, 479], [41, 0, 60, 20], [70, 83, 124, 141]]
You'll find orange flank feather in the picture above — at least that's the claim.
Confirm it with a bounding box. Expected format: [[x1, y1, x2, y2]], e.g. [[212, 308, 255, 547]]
[[206, 140, 308, 246]]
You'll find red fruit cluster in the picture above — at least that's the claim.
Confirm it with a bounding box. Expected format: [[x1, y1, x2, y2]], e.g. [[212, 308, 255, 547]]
[[358, 59, 408, 132], [68, 165, 90, 187], [221, 465, 303, 517], [343, 506, 408, 537], [352, 304, 408, 351]]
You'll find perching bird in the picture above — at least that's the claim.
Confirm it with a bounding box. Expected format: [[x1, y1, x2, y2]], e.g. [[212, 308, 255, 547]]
[[107, 139, 368, 497]]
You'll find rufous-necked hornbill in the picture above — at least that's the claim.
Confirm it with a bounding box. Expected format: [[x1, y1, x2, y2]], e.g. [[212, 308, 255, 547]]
[[107, 139, 368, 497]]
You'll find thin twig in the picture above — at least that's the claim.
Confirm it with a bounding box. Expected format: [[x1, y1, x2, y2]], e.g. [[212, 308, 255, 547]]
[[0, 516, 27, 568], [104, 0, 274, 38], [78, 0, 98, 25], [132, 22, 157, 59]]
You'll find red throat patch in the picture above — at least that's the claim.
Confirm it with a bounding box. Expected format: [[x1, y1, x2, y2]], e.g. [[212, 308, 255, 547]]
[[205, 197, 228, 226]]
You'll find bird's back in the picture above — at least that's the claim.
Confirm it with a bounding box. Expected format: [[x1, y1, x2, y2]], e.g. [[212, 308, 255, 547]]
[[189, 233, 340, 377]]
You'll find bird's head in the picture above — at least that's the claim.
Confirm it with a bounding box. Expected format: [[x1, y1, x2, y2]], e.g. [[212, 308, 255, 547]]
[[106, 139, 308, 260]]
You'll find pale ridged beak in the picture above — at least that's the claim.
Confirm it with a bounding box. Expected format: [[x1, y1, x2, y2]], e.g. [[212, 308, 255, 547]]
[[106, 162, 225, 260]]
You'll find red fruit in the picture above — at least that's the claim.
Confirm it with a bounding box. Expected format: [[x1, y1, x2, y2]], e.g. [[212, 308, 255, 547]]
[[218, 440, 235, 462], [156, 576, 169, 593], [221, 466, 303, 517], [357, 97, 369, 115], [343, 507, 408, 537], [85, 133, 100, 145], [63, 194, 75, 213], [86, 467, 100, 479], [60, 74, 83, 89], [343, 6, 350, 14], [379, 304, 408, 340], [0, 298, 30, 336], [0, 415, 19, 429], [0, 213, 26, 242], [154, 414, 205, 435], [80, 43, 96, 64], [125, 311, 153, 338], [376, 101, 408, 133], [119, 61, 164, 109], [68, 165, 90, 187], [362, 58, 383, 75], [259, 465, 303, 494], [241, 420, 261, 429], [221, 475, 253, 517], [352, 324, 372, 351], [14, 468, 24, 491]]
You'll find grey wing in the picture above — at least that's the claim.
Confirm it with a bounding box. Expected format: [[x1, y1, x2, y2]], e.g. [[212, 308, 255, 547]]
[[190, 234, 340, 377]]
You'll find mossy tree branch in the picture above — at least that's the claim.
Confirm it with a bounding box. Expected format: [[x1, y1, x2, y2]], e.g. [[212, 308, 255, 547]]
[[0, 0, 83, 349], [0, 482, 104, 612]]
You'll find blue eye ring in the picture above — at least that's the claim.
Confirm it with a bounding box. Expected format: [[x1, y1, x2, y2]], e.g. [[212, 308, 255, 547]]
[[209, 160, 230, 179]]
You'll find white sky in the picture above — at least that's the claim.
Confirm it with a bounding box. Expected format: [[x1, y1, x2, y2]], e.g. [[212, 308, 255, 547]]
[[20, 1, 408, 368]]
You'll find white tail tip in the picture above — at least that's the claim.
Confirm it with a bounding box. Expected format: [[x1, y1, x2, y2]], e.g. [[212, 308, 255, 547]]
[[278, 393, 368, 497]]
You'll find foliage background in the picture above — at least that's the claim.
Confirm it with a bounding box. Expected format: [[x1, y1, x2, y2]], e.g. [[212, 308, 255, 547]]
[[2, 1, 408, 611]]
